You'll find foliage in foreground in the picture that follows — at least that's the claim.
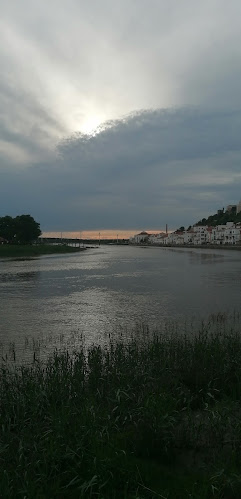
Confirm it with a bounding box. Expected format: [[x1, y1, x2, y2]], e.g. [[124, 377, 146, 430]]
[[1, 316, 241, 497]]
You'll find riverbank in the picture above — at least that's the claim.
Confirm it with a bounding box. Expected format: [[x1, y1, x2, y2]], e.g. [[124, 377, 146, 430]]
[[165, 243, 241, 251], [132, 243, 241, 251], [1, 315, 241, 498], [0, 244, 86, 257]]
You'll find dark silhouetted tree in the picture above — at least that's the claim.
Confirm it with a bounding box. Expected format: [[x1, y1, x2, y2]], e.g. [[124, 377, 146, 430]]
[[0, 216, 16, 241], [0, 215, 41, 243], [14, 215, 41, 243]]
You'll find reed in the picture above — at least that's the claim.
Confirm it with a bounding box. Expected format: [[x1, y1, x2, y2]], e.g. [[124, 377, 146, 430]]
[[1, 316, 241, 497]]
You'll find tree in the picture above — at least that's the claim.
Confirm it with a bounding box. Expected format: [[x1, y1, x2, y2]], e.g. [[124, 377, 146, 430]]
[[14, 215, 41, 244], [0, 214, 41, 244], [0, 216, 16, 241]]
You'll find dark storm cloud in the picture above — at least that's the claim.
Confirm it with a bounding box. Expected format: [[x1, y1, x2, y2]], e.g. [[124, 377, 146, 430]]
[[1, 108, 241, 230]]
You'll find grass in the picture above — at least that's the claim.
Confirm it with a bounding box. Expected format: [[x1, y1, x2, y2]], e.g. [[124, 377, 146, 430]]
[[0, 244, 84, 257], [1, 315, 241, 497]]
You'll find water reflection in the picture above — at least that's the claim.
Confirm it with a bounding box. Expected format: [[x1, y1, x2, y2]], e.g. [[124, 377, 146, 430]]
[[188, 251, 225, 264], [0, 271, 39, 283], [0, 246, 241, 361]]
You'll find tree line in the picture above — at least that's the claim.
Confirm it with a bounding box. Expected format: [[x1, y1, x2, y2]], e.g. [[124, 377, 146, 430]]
[[0, 215, 41, 244], [177, 208, 241, 232], [196, 210, 241, 227]]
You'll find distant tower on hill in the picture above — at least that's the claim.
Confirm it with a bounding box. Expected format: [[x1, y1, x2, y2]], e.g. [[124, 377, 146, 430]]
[[226, 204, 237, 213], [237, 200, 241, 214]]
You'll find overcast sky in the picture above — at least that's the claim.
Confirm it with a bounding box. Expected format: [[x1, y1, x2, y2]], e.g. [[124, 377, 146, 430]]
[[1, 0, 241, 232]]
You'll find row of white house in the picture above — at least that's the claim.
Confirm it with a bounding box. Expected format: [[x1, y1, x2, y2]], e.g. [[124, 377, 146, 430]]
[[130, 222, 241, 246]]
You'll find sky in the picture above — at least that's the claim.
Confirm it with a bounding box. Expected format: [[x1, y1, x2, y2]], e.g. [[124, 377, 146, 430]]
[[1, 0, 241, 234]]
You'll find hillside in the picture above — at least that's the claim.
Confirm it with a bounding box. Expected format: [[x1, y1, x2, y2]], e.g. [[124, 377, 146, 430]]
[[195, 208, 241, 227]]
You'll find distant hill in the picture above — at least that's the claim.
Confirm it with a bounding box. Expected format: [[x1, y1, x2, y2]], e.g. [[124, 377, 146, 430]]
[[195, 208, 241, 227]]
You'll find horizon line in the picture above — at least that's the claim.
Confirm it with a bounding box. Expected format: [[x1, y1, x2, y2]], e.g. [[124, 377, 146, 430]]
[[41, 228, 174, 240]]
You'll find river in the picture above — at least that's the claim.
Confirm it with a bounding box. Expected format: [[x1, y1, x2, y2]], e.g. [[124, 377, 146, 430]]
[[0, 245, 241, 361]]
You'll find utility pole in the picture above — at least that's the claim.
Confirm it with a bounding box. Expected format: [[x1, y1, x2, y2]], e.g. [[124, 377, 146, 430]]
[[99, 232, 100, 246]]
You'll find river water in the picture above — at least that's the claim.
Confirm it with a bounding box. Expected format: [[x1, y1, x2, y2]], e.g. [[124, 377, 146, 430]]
[[0, 245, 241, 361]]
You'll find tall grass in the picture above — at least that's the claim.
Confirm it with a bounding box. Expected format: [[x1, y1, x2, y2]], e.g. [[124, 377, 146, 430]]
[[1, 316, 241, 497]]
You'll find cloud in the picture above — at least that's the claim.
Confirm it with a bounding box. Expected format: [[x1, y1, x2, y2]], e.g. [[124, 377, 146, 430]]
[[1, 0, 241, 149], [1, 108, 241, 230], [1, 1, 241, 230]]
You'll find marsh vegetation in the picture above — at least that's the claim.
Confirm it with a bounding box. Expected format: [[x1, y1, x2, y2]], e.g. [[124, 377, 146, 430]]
[[1, 314, 241, 497]]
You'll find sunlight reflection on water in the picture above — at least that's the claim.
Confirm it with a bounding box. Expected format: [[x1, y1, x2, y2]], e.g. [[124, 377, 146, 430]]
[[0, 246, 241, 362]]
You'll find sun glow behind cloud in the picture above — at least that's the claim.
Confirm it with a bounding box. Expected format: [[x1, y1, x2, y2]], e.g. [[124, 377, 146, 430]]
[[80, 114, 106, 136]]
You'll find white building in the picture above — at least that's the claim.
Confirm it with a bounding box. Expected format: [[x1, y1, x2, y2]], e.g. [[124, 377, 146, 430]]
[[129, 231, 150, 244], [224, 224, 241, 245], [183, 231, 195, 244], [192, 226, 212, 245], [149, 232, 167, 245], [129, 221, 241, 247], [165, 231, 185, 245], [211, 225, 227, 244]]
